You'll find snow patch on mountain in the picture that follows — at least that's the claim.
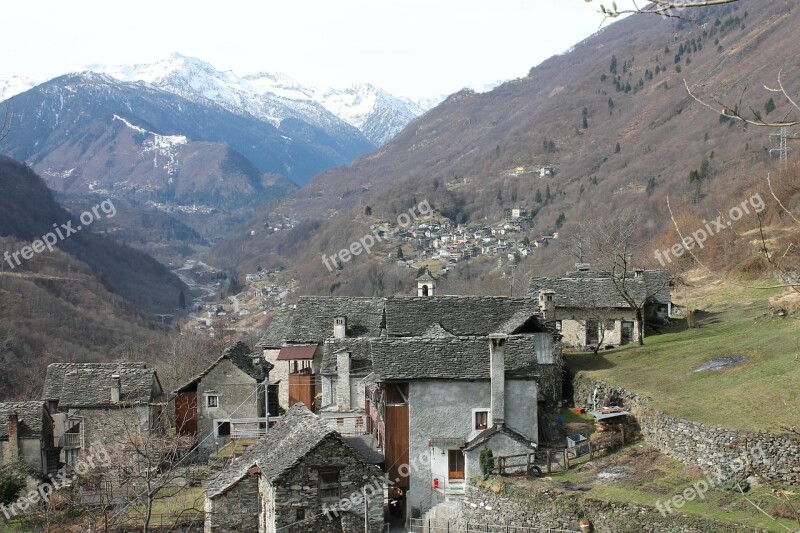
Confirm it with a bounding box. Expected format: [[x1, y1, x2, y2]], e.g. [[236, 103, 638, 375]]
[[113, 114, 186, 175]]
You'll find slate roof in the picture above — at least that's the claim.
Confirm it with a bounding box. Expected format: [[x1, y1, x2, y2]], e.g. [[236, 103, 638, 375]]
[[528, 269, 671, 309], [321, 339, 374, 376], [286, 297, 386, 343], [0, 402, 49, 439], [175, 342, 272, 393], [205, 404, 352, 498], [416, 268, 435, 282], [43, 362, 145, 401], [365, 335, 546, 381], [463, 424, 537, 451], [257, 310, 294, 349], [43, 362, 159, 408], [384, 297, 542, 337]]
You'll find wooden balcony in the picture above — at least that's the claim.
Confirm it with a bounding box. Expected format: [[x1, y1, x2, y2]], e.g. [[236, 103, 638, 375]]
[[58, 432, 81, 449]]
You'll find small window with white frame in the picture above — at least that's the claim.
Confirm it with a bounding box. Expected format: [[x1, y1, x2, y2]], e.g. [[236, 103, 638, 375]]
[[473, 409, 490, 431], [555, 320, 562, 331], [207, 395, 219, 408]]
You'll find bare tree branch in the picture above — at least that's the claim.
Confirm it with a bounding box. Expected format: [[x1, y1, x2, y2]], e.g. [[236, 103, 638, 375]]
[[685, 79, 800, 128], [0, 100, 12, 143], [586, 0, 740, 20]]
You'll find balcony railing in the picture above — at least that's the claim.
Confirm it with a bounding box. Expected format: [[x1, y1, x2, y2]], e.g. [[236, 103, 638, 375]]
[[229, 417, 281, 438], [58, 433, 81, 449]]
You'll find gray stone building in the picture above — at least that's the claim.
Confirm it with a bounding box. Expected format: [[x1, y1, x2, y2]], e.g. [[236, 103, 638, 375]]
[[287, 274, 562, 522], [0, 401, 58, 475], [174, 341, 273, 451], [528, 266, 671, 349], [42, 362, 165, 465], [204, 403, 384, 533]]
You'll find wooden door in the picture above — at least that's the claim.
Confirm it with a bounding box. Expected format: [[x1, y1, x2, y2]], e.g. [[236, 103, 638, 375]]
[[448, 450, 465, 480], [175, 392, 197, 436], [385, 404, 410, 489], [621, 321, 634, 345]]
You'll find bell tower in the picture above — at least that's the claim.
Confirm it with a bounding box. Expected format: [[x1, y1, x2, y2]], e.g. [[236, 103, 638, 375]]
[[416, 267, 435, 297]]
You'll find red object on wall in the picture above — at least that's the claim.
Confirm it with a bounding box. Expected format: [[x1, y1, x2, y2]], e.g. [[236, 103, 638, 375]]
[[432, 478, 439, 490]]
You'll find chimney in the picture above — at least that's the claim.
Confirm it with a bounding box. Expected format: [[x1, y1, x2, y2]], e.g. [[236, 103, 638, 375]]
[[336, 350, 351, 410], [538, 290, 556, 321], [575, 263, 590, 272], [6, 412, 19, 461], [634, 268, 644, 278], [334, 316, 347, 340], [110, 374, 121, 403], [488, 335, 507, 428]]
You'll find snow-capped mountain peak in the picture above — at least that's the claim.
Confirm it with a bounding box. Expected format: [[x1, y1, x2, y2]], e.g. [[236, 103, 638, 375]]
[[2, 54, 445, 146], [82, 54, 439, 145]]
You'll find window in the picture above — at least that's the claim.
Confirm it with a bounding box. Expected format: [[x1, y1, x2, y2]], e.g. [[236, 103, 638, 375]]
[[215, 421, 230, 437], [555, 320, 562, 331], [319, 470, 341, 502], [296, 508, 305, 521], [606, 320, 616, 330], [207, 395, 219, 408], [474, 410, 489, 430]]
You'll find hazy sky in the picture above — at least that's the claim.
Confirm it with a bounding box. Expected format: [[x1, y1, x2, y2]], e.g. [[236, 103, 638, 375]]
[[5, 0, 636, 99]]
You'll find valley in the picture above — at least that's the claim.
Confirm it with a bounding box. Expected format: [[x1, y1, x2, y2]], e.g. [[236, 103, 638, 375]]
[[0, 1, 798, 531]]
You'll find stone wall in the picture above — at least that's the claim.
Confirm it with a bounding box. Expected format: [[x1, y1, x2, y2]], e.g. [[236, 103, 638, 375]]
[[573, 374, 800, 486], [204, 472, 260, 532], [451, 483, 767, 533], [268, 434, 384, 533], [198, 358, 263, 450]]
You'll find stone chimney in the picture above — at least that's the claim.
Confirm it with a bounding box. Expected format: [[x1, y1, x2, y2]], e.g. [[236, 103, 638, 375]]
[[110, 374, 121, 403], [488, 335, 507, 428], [6, 412, 19, 461], [336, 350, 351, 410], [334, 316, 347, 340], [634, 268, 645, 278], [575, 263, 590, 272], [538, 289, 556, 321]]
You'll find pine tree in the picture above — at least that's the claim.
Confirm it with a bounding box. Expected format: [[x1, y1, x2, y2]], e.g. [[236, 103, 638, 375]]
[[765, 98, 776, 115], [535, 189, 543, 203], [545, 184, 551, 200]]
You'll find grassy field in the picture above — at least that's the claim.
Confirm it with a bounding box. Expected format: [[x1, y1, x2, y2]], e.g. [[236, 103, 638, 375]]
[[567, 282, 799, 431], [498, 444, 800, 532]]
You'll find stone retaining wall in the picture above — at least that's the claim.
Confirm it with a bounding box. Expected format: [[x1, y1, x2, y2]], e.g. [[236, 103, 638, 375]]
[[453, 484, 767, 533], [573, 374, 800, 486]]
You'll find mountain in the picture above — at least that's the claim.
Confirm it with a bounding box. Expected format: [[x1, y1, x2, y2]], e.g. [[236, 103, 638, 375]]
[[84, 53, 434, 146], [0, 156, 189, 313], [208, 0, 799, 294]]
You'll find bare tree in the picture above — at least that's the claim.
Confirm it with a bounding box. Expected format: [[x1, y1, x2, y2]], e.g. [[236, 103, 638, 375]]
[[0, 100, 11, 143], [577, 210, 670, 345], [96, 408, 201, 532], [585, 0, 740, 20]]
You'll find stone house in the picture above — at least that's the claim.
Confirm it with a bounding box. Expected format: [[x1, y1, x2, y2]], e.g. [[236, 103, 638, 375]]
[[293, 273, 562, 521], [42, 362, 165, 466], [0, 401, 58, 475], [257, 310, 296, 413], [204, 403, 384, 533], [174, 342, 274, 451], [528, 266, 672, 349]]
